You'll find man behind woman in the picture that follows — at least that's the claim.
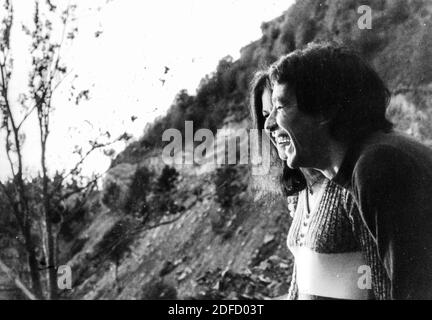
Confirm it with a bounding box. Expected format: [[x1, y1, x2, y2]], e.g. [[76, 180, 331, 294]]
[[249, 44, 393, 299]]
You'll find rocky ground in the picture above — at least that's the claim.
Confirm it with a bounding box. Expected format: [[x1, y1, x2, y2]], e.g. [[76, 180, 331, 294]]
[[61, 147, 294, 299]]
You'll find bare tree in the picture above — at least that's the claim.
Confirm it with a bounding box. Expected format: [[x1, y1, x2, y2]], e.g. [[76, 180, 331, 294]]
[[0, 0, 129, 299], [0, 0, 44, 299]]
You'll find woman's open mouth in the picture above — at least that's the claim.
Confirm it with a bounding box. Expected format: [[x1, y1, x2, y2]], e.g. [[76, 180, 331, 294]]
[[275, 133, 291, 146]]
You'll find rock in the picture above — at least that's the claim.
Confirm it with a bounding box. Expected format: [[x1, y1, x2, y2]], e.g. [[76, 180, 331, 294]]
[[243, 268, 252, 276], [173, 258, 183, 266], [268, 255, 281, 263], [244, 283, 255, 297], [258, 275, 272, 283], [257, 260, 270, 270], [183, 195, 198, 209], [177, 273, 187, 281], [227, 292, 238, 300], [177, 267, 192, 281], [220, 267, 230, 278], [159, 261, 176, 276], [263, 234, 275, 244], [270, 282, 290, 297], [212, 282, 220, 291]]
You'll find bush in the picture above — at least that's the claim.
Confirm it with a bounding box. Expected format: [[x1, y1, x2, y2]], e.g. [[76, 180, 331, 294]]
[[123, 165, 182, 224], [101, 181, 121, 209], [155, 165, 179, 193], [211, 165, 248, 237], [214, 165, 246, 209], [150, 166, 181, 216], [296, 19, 317, 47], [273, 27, 296, 56], [95, 217, 137, 264], [270, 27, 280, 40], [123, 166, 153, 215]]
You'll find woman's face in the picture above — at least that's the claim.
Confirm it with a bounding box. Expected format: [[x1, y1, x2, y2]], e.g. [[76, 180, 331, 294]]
[[263, 83, 325, 169], [261, 87, 288, 161]]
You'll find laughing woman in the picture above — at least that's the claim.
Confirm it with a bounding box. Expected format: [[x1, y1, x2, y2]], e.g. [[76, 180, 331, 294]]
[[249, 71, 390, 300]]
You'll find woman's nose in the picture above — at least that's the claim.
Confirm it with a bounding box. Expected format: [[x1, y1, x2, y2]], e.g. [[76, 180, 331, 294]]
[[264, 109, 278, 134]]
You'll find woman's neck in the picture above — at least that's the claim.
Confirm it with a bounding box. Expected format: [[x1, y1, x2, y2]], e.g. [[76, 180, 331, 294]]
[[316, 140, 347, 181]]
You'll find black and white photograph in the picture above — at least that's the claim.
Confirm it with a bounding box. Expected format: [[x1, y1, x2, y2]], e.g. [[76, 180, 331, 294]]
[[0, 0, 432, 303]]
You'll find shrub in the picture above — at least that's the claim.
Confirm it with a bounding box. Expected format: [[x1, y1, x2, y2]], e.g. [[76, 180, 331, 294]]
[[273, 27, 296, 56], [123, 166, 153, 215], [296, 19, 317, 47], [271, 27, 280, 40], [101, 181, 121, 209], [123, 165, 182, 225], [155, 165, 179, 193], [150, 166, 181, 216], [95, 217, 137, 265], [214, 165, 246, 209], [211, 165, 248, 237]]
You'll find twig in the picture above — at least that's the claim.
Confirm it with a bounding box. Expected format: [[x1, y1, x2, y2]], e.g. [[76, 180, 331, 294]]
[[59, 175, 99, 201], [60, 137, 123, 185], [17, 105, 37, 131]]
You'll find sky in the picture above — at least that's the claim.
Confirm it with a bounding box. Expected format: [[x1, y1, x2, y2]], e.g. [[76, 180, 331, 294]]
[[0, 0, 294, 180]]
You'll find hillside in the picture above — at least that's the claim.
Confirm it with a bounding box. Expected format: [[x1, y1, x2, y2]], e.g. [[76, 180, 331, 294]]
[[60, 0, 432, 300]]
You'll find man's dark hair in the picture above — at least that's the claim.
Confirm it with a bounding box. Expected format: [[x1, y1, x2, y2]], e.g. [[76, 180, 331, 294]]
[[269, 42, 393, 142]]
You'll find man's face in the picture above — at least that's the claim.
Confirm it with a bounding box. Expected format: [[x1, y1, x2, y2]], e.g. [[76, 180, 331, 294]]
[[264, 82, 326, 169]]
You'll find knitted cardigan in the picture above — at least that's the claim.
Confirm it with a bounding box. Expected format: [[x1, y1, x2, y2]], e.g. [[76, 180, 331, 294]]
[[286, 180, 391, 300]]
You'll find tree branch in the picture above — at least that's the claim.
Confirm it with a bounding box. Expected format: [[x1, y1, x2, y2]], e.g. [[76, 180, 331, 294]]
[[0, 258, 37, 300], [60, 175, 99, 201], [0, 63, 23, 177], [45, 0, 72, 93], [5, 124, 16, 177], [51, 68, 73, 93], [17, 105, 37, 131], [58, 138, 123, 187]]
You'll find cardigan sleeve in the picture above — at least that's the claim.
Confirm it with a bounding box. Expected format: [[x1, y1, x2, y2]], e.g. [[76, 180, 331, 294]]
[[341, 186, 391, 300], [349, 200, 392, 299], [352, 145, 432, 299]]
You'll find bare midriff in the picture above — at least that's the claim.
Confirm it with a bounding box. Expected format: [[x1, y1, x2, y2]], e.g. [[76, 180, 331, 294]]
[[290, 246, 370, 300]]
